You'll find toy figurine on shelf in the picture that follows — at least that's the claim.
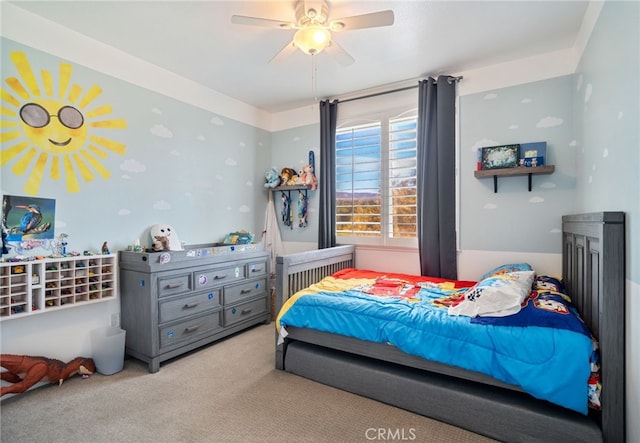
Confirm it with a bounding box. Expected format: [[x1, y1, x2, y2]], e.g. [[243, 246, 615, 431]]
[[51, 233, 68, 256], [101, 242, 110, 255]]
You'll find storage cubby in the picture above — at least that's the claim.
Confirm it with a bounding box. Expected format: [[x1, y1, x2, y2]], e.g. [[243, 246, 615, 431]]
[[0, 255, 116, 320]]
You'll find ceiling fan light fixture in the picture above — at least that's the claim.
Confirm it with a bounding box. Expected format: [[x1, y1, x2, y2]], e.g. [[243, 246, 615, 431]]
[[293, 26, 331, 55]]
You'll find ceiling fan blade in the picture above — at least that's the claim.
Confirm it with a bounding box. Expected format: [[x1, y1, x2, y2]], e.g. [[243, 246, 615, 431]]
[[269, 41, 298, 64], [329, 10, 394, 31], [324, 39, 355, 66], [231, 15, 294, 29]]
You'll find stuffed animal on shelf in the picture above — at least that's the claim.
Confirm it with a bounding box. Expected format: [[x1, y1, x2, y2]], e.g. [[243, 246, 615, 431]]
[[149, 224, 183, 251], [280, 167, 299, 186], [0, 354, 95, 396], [264, 168, 281, 188], [299, 164, 318, 190]]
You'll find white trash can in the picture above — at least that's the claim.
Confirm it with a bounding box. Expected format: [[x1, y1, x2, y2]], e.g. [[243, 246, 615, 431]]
[[90, 326, 126, 375]]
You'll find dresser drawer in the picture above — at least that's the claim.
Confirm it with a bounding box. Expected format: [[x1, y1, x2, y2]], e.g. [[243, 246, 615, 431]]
[[247, 260, 268, 278], [223, 278, 267, 305], [158, 273, 191, 298], [158, 289, 221, 323], [223, 297, 268, 327], [159, 311, 221, 349], [194, 265, 245, 290]]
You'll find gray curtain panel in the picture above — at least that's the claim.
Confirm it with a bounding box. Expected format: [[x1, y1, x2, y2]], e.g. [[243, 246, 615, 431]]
[[318, 99, 338, 249], [417, 77, 457, 279]]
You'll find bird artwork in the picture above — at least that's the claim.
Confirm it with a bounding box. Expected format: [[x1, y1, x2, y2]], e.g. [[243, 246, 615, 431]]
[[1, 196, 52, 239], [17, 204, 42, 233]]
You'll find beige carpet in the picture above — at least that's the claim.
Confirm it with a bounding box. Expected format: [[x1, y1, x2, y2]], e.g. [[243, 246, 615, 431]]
[[1, 322, 495, 443]]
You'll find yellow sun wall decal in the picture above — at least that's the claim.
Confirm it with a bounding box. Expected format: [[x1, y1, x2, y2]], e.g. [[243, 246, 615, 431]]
[[1, 51, 127, 195]]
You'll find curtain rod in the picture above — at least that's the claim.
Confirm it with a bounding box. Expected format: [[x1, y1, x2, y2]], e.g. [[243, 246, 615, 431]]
[[337, 75, 463, 104]]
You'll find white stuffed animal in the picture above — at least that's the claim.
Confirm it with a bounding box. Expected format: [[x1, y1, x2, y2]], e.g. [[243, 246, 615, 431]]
[[149, 224, 183, 251]]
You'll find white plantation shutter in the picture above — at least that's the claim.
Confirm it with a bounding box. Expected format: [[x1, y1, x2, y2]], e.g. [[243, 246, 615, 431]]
[[388, 116, 417, 239], [336, 122, 382, 237], [336, 112, 418, 246]]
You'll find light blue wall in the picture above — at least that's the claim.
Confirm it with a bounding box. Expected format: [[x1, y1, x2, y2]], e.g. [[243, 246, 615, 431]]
[[1, 38, 271, 254], [573, 0, 639, 284], [269, 123, 319, 243], [459, 76, 576, 253]]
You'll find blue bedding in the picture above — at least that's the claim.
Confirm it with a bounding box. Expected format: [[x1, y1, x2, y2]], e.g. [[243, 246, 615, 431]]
[[277, 271, 594, 414]]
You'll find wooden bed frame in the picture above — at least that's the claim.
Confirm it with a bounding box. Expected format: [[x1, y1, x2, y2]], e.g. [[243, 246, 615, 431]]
[[275, 212, 625, 442]]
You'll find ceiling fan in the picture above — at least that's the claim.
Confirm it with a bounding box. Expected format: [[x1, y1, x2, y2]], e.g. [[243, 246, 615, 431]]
[[231, 0, 394, 66]]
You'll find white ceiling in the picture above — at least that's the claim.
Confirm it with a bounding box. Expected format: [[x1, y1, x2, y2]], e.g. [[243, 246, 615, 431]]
[[8, 1, 590, 113]]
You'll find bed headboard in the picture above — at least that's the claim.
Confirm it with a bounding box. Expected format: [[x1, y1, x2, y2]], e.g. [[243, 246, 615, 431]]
[[562, 212, 625, 443]]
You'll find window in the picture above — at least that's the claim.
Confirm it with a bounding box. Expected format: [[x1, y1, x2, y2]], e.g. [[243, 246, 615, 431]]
[[335, 111, 418, 247]]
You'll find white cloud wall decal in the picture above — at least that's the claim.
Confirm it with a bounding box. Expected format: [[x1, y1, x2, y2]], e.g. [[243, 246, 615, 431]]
[[118, 209, 131, 215], [483, 203, 497, 209], [584, 84, 593, 103], [529, 196, 544, 203], [225, 158, 237, 166], [536, 116, 563, 128], [210, 116, 224, 126], [120, 159, 146, 173], [150, 124, 173, 138]]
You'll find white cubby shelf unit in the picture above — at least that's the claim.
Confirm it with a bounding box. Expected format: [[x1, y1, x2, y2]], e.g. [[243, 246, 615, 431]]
[[0, 254, 116, 320]]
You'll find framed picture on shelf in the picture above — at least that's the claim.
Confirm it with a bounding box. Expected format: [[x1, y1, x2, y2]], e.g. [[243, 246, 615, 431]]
[[481, 144, 520, 170], [519, 141, 546, 167]]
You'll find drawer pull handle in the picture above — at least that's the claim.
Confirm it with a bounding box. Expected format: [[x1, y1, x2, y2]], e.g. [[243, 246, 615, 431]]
[[183, 302, 199, 309], [184, 325, 200, 333], [241, 309, 252, 315], [166, 283, 183, 289], [251, 268, 263, 273], [240, 289, 252, 294], [214, 275, 227, 280]]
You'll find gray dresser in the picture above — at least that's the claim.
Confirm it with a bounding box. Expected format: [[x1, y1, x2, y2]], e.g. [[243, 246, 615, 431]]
[[119, 245, 270, 372]]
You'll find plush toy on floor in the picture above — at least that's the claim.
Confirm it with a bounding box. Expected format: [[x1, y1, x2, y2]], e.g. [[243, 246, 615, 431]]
[[0, 354, 95, 396]]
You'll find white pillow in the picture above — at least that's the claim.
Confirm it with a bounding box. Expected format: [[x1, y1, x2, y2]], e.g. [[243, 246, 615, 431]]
[[448, 271, 535, 318]]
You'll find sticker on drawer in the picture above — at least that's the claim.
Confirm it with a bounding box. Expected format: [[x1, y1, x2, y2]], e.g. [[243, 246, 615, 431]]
[[198, 274, 208, 286]]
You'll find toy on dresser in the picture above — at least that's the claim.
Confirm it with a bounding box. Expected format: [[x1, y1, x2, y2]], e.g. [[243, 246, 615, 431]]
[[150, 224, 183, 252]]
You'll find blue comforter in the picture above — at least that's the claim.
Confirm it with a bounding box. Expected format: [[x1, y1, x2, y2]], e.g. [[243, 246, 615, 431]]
[[277, 274, 593, 414]]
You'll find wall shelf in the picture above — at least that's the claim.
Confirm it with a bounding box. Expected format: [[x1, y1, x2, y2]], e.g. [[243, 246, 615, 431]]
[[474, 165, 555, 193], [0, 255, 116, 321]]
